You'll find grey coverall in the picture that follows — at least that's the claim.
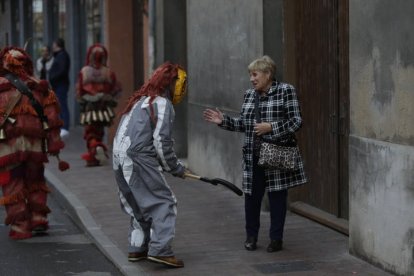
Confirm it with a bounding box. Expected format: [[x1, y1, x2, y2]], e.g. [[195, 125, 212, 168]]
[[112, 96, 184, 256]]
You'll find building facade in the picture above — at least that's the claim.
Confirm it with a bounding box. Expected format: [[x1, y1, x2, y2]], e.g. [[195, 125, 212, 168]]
[[0, 0, 146, 145], [1, 0, 413, 275]]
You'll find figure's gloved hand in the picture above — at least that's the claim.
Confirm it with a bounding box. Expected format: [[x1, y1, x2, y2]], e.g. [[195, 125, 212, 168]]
[[171, 164, 186, 178]]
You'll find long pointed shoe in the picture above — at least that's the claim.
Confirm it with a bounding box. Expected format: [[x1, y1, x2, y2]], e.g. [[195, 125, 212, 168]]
[[31, 222, 49, 235], [9, 230, 32, 240], [147, 255, 184, 268]]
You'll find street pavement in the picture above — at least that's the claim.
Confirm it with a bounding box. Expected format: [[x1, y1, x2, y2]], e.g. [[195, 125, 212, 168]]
[[43, 126, 392, 276], [0, 191, 122, 276]]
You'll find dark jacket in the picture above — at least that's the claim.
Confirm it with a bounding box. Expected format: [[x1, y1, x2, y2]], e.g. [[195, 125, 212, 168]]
[[49, 49, 70, 88]]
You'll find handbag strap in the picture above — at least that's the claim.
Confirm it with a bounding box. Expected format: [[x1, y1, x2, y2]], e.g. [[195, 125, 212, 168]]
[[254, 91, 261, 123]]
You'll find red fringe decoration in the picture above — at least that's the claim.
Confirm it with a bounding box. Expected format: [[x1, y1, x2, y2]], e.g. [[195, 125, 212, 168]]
[[0, 47, 34, 77], [47, 140, 65, 155], [0, 171, 11, 186], [27, 203, 51, 215], [36, 80, 50, 94], [28, 182, 51, 193], [9, 230, 32, 240], [43, 91, 59, 106], [10, 102, 38, 116], [0, 190, 28, 206], [0, 152, 48, 168], [0, 80, 13, 92], [5, 209, 31, 225]]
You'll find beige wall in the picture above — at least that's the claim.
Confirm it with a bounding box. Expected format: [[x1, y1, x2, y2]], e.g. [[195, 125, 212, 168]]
[[104, 1, 147, 143], [349, 2, 414, 146]]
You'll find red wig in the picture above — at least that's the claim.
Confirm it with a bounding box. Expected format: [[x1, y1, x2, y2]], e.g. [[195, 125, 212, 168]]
[[85, 44, 108, 68], [0, 46, 34, 78], [122, 62, 183, 121]]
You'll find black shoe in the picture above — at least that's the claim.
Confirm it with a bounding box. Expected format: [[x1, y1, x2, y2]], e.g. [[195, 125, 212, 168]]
[[267, 240, 283, 252], [244, 236, 257, 251]]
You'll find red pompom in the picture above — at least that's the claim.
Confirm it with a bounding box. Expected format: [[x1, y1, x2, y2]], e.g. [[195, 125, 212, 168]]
[[58, 160, 70, 171]]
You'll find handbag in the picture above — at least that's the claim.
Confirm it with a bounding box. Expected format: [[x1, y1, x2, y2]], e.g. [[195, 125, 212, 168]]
[[257, 139, 299, 170], [254, 91, 299, 171]]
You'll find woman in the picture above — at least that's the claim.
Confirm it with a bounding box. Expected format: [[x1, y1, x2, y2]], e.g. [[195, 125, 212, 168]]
[[203, 55, 307, 252], [35, 45, 53, 80], [112, 62, 187, 268]]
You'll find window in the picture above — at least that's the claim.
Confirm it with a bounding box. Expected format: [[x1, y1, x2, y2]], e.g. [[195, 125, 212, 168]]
[[32, 0, 43, 57], [58, 0, 66, 39], [85, 0, 102, 45]]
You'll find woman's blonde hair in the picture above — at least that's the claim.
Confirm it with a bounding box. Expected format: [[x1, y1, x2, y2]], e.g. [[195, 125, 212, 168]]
[[248, 55, 276, 79]]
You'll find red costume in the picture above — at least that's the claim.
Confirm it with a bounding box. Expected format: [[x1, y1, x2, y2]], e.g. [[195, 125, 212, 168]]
[[0, 47, 67, 240], [76, 44, 121, 166]]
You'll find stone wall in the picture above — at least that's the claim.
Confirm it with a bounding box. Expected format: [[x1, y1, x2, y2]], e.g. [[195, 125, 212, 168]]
[[349, 1, 414, 275], [186, 0, 284, 184]]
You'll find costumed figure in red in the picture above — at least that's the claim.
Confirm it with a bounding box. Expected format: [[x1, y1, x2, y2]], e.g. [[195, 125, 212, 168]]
[[76, 44, 121, 166], [0, 46, 69, 240]]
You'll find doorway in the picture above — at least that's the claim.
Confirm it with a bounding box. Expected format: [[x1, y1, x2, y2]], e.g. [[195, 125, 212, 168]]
[[284, 0, 349, 232]]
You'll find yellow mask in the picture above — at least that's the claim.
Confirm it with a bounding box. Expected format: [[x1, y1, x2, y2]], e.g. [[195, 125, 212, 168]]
[[172, 68, 187, 105]]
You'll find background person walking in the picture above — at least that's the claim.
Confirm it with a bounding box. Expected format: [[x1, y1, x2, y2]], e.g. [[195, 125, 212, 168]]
[[49, 38, 70, 138], [35, 45, 53, 80]]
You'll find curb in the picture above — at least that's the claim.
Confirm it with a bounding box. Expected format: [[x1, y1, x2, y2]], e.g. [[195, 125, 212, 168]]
[[45, 169, 148, 276]]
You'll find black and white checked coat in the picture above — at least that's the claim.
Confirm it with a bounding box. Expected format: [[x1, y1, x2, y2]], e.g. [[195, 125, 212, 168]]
[[219, 81, 307, 194]]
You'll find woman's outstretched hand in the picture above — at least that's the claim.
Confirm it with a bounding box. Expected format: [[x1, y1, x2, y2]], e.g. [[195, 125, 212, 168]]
[[203, 108, 224, 125]]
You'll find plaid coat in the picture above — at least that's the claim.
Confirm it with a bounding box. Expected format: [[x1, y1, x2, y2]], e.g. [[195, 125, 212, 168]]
[[219, 81, 307, 194]]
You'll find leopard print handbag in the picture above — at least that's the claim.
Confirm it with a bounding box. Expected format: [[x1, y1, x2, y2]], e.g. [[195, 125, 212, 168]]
[[257, 141, 299, 171]]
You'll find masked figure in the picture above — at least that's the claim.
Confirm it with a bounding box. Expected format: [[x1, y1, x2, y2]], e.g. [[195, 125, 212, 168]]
[[0, 46, 68, 240], [76, 44, 121, 166], [113, 62, 187, 268]]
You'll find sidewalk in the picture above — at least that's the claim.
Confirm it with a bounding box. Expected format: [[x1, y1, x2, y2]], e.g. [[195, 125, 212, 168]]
[[45, 127, 391, 276]]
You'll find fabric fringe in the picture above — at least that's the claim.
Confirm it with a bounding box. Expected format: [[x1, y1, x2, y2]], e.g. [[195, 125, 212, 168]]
[[0, 81, 12, 92], [0, 171, 11, 186], [4, 209, 31, 225], [28, 181, 50, 193], [27, 202, 51, 215], [0, 189, 28, 206], [10, 102, 38, 117], [0, 152, 48, 168], [43, 91, 59, 106]]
